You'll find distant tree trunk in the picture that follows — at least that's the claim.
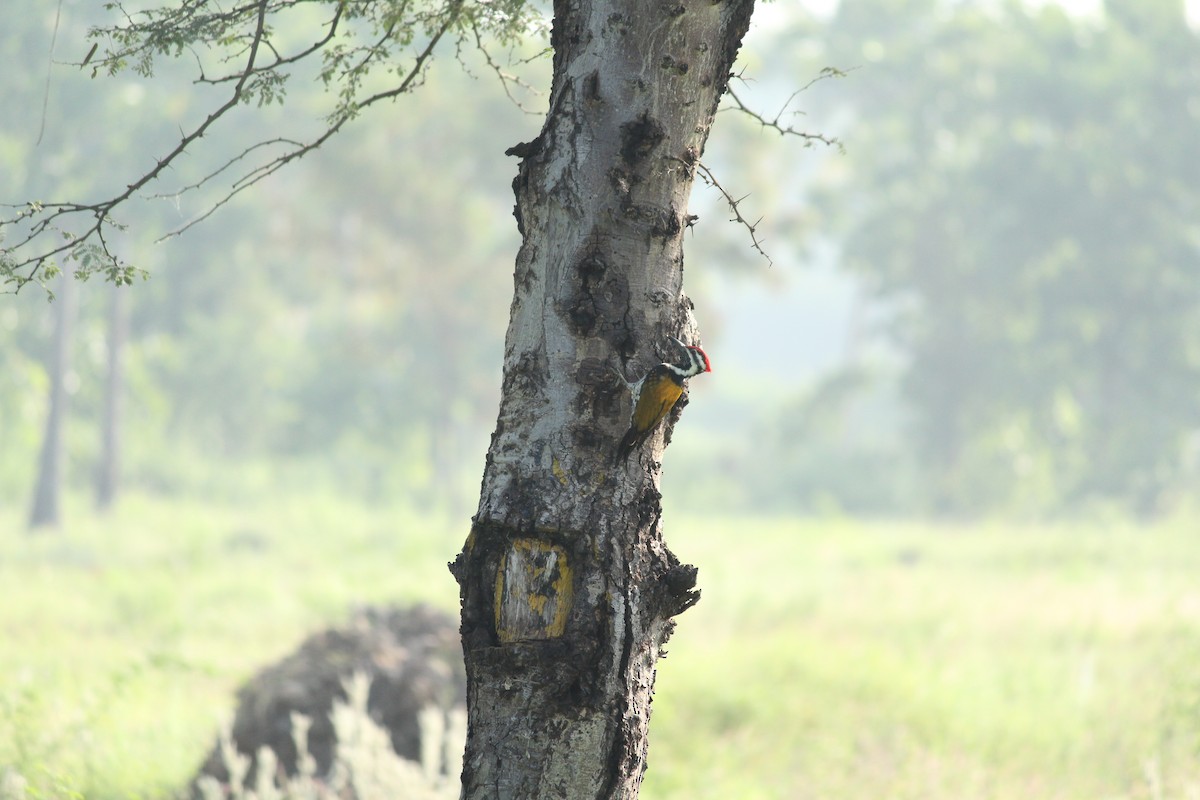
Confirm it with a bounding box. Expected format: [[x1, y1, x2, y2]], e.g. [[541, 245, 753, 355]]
[[96, 283, 129, 511], [450, 0, 755, 797], [29, 273, 76, 531]]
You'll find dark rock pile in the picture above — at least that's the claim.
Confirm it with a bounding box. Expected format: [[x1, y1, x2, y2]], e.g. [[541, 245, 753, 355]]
[[192, 604, 465, 794]]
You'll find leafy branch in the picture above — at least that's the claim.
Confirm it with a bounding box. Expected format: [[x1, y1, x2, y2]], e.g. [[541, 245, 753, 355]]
[[1, 0, 540, 294]]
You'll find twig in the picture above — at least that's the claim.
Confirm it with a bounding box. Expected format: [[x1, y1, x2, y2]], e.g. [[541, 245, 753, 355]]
[[36, 0, 65, 146], [463, 22, 544, 115], [722, 66, 853, 152], [695, 161, 772, 267]]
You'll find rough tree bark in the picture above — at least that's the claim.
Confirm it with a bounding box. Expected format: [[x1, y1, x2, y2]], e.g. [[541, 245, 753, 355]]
[[29, 273, 76, 530], [450, 0, 755, 797]]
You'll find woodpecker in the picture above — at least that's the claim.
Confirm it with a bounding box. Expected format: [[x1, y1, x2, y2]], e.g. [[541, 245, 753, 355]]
[[615, 337, 712, 461]]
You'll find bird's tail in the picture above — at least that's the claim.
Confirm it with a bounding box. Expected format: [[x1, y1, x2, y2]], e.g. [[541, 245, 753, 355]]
[[615, 429, 641, 463]]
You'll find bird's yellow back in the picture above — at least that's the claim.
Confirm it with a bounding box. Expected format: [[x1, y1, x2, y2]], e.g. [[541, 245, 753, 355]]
[[631, 378, 684, 434]]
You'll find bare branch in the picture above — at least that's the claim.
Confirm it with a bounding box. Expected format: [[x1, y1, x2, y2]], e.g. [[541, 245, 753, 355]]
[[464, 22, 545, 115], [722, 66, 852, 151], [144, 137, 302, 200], [694, 161, 773, 268]]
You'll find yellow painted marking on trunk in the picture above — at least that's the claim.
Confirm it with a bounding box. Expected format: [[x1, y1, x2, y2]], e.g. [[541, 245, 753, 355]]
[[495, 538, 574, 643], [552, 455, 568, 486]]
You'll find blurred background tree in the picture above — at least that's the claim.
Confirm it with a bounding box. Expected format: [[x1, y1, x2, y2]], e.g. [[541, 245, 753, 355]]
[[798, 0, 1200, 517], [2, 3, 531, 518]]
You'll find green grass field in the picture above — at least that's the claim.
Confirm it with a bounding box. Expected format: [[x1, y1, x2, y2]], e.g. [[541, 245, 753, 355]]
[[2, 494, 1199, 798]]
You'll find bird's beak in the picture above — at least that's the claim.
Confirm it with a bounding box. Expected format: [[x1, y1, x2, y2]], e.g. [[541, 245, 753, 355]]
[[668, 336, 689, 351]]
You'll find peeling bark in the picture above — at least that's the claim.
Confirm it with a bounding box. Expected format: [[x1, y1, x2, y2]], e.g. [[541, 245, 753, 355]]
[[451, 0, 755, 797]]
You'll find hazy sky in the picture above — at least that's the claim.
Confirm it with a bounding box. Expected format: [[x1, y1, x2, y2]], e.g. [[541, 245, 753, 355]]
[[763, 0, 1197, 21]]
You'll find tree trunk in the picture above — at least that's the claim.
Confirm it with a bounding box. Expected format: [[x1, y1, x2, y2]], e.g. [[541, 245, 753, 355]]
[[29, 273, 76, 531], [96, 283, 129, 511], [450, 0, 755, 796]]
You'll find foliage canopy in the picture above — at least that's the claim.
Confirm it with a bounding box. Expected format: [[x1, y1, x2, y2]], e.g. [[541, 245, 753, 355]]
[[788, 0, 1200, 515]]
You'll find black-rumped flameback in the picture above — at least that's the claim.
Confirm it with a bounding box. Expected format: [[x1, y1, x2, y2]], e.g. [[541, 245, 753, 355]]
[[616, 337, 712, 460]]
